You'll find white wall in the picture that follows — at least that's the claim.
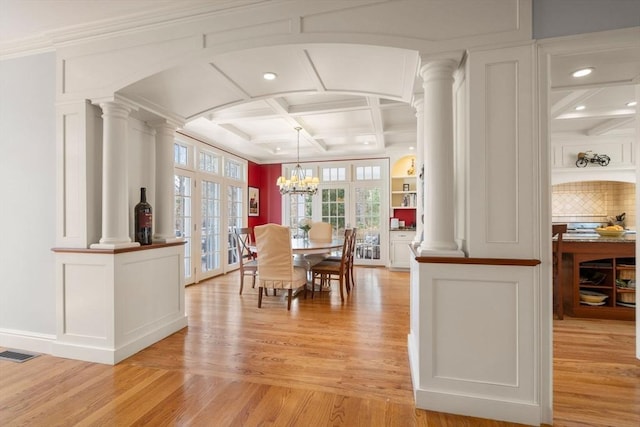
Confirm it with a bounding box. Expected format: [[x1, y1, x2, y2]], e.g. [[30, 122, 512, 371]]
[[0, 52, 57, 337]]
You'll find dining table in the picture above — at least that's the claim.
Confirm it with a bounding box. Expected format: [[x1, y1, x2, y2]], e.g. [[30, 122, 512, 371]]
[[249, 237, 344, 295], [249, 237, 343, 257]]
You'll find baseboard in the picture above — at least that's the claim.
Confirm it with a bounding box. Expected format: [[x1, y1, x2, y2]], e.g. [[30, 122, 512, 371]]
[[407, 332, 420, 394], [52, 315, 188, 365], [414, 387, 541, 426], [0, 328, 56, 354]]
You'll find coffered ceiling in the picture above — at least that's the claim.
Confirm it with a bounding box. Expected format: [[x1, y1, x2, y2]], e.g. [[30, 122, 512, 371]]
[[1, 0, 637, 164]]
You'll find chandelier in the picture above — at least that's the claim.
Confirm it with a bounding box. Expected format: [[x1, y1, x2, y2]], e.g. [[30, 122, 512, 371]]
[[276, 127, 320, 196]]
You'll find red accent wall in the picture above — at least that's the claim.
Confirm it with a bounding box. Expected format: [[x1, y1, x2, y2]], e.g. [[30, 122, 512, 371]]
[[392, 209, 417, 228], [248, 162, 282, 228]]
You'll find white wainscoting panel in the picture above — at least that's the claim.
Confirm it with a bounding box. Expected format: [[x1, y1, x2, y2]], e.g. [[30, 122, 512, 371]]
[[53, 244, 186, 364], [467, 44, 538, 259], [409, 259, 540, 426], [432, 278, 518, 385], [63, 263, 109, 339]]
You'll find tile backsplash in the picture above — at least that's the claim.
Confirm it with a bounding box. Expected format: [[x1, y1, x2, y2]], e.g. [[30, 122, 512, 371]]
[[552, 181, 636, 228]]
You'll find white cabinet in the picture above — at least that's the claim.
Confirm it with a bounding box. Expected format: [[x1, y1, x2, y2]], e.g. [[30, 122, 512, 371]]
[[390, 230, 414, 270]]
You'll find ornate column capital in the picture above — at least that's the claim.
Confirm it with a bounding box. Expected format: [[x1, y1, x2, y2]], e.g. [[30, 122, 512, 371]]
[[412, 93, 424, 115]]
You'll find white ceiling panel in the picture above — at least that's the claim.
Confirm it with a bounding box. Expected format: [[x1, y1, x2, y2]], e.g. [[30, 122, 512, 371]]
[[306, 45, 419, 99], [302, 110, 374, 134], [550, 46, 640, 89], [211, 46, 319, 98], [122, 62, 247, 120]]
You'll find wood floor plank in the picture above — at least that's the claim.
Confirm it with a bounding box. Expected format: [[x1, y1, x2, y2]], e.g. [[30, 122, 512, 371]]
[[0, 267, 637, 426]]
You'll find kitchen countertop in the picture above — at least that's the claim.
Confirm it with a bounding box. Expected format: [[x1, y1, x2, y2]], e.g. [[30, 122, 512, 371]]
[[560, 233, 636, 243]]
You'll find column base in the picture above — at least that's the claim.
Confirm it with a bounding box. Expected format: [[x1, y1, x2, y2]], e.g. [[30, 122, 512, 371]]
[[417, 244, 465, 258], [90, 241, 140, 250]]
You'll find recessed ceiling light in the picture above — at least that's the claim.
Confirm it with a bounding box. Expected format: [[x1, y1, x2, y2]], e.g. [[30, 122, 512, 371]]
[[263, 72, 277, 80], [572, 67, 594, 78], [575, 105, 586, 111], [626, 101, 637, 107], [363, 141, 369, 145], [276, 146, 281, 151], [409, 146, 415, 150]]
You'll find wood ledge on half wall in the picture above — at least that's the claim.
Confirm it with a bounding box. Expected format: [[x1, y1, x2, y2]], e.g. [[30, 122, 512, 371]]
[[410, 246, 540, 267], [51, 241, 186, 254]]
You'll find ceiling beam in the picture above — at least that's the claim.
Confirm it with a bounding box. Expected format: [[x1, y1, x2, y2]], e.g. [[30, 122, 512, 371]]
[[301, 49, 326, 92], [367, 97, 386, 149], [288, 98, 369, 115], [586, 117, 635, 136], [550, 88, 602, 119], [217, 123, 251, 141], [265, 98, 328, 152], [208, 62, 251, 99]]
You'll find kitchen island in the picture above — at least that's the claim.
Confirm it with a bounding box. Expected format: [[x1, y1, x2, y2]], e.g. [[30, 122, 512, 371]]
[[560, 233, 635, 320]]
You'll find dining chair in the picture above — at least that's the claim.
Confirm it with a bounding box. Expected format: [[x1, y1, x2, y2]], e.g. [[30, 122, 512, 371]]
[[235, 227, 258, 295], [323, 227, 357, 293], [309, 228, 353, 302], [305, 221, 334, 265], [552, 223, 567, 319], [308, 222, 333, 241], [254, 223, 308, 310]]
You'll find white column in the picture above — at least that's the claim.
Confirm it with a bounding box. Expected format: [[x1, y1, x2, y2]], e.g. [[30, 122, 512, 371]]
[[153, 121, 181, 242], [90, 101, 139, 249], [419, 59, 463, 256], [412, 94, 424, 246]]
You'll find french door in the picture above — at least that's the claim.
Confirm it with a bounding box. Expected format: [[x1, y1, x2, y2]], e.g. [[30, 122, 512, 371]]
[[199, 177, 223, 281], [174, 171, 194, 284], [352, 182, 385, 266], [284, 160, 388, 266], [174, 140, 248, 284], [175, 171, 224, 284]]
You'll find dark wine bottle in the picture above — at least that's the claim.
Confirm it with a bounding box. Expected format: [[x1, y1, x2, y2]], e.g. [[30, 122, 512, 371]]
[[135, 187, 153, 245]]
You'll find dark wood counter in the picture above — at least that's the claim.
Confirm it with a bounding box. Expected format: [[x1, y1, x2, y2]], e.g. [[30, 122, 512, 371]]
[[560, 234, 635, 321]]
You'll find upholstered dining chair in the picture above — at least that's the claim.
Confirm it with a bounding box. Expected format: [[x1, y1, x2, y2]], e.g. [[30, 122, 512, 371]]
[[254, 223, 308, 310], [308, 221, 333, 241], [309, 228, 353, 302], [235, 227, 258, 295], [305, 221, 334, 265]]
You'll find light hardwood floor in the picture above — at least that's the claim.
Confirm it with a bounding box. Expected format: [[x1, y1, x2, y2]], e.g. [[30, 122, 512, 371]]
[[1, 267, 638, 426]]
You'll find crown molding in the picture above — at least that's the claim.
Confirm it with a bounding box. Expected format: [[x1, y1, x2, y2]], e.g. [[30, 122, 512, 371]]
[[0, 0, 273, 60]]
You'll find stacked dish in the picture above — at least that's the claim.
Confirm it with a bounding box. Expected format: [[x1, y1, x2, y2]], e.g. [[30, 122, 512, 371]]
[[579, 290, 608, 306]]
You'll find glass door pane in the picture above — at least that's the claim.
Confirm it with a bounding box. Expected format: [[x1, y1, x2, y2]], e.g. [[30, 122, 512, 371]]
[[320, 186, 347, 237], [200, 179, 222, 279], [354, 185, 384, 265], [227, 184, 243, 268], [175, 173, 193, 284], [289, 193, 313, 237]]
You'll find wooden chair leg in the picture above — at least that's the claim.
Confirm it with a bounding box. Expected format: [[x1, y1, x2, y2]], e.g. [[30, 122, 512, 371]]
[[345, 271, 350, 293], [258, 286, 263, 308], [287, 289, 292, 310], [339, 275, 344, 302], [239, 274, 244, 295]]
